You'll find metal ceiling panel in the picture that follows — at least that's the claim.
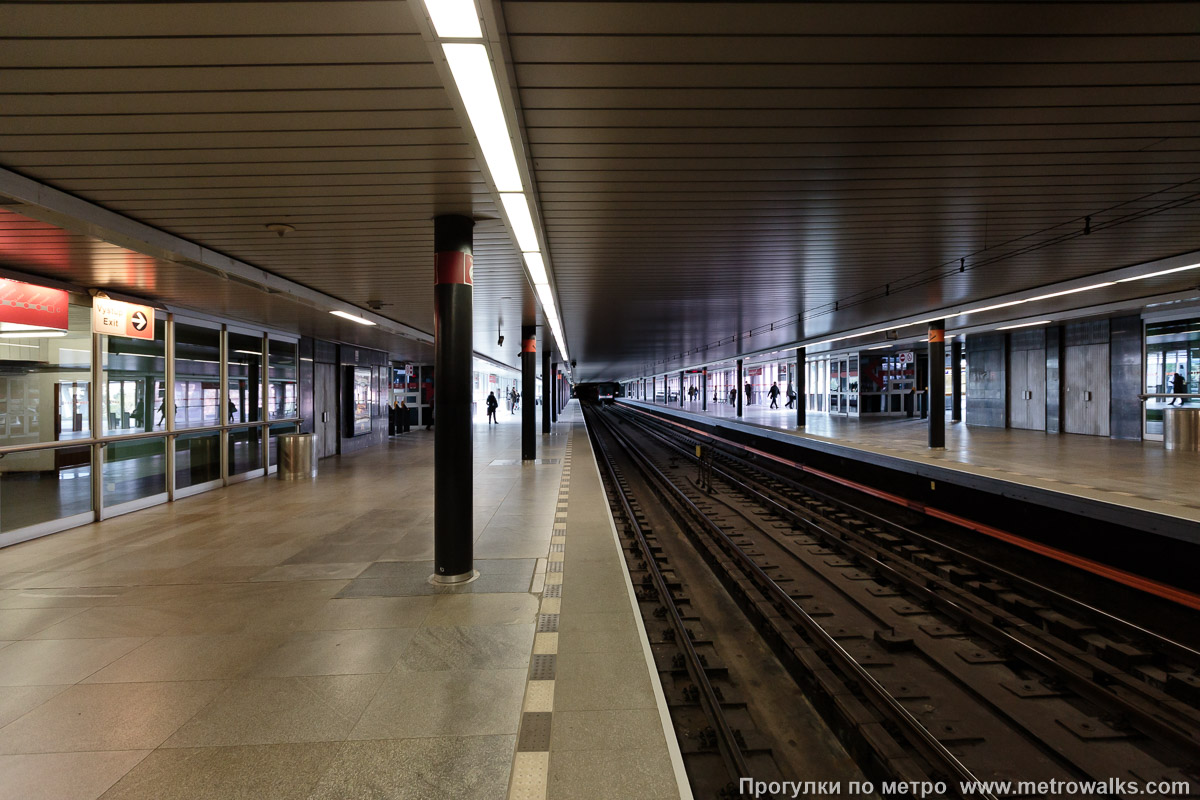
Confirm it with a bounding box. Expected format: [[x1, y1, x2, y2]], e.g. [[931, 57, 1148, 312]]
[[502, 0, 1200, 381], [0, 0, 542, 372]]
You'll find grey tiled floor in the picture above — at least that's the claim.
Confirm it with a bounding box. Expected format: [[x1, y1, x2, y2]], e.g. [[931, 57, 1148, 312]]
[[0, 413, 571, 799]]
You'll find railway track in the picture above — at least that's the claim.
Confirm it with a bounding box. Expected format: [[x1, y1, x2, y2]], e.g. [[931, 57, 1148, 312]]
[[585, 402, 1200, 798]]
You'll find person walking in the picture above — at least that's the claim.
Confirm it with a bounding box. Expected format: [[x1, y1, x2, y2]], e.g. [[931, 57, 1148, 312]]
[[729, 387, 737, 406], [486, 391, 499, 424], [399, 399, 411, 433], [745, 381, 753, 405], [768, 381, 781, 409], [785, 381, 797, 409], [1170, 371, 1188, 405]]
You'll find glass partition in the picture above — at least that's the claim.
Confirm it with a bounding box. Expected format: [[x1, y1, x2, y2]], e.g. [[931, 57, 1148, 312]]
[[0, 445, 92, 532], [0, 303, 92, 446], [228, 426, 262, 477], [174, 322, 221, 429], [1145, 317, 1200, 436], [227, 332, 263, 425], [103, 437, 166, 508], [101, 318, 166, 436], [175, 431, 221, 491], [268, 339, 298, 420]]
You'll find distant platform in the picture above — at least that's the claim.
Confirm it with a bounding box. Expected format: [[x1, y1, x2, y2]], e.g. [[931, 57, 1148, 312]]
[[620, 399, 1200, 544]]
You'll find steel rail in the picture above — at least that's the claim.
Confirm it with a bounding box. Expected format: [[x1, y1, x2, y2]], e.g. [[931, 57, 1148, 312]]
[[586, 410, 752, 788], [621, 408, 1200, 762], [593, 407, 992, 799]]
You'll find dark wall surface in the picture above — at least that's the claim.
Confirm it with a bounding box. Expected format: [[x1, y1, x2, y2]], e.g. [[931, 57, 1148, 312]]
[[1110, 315, 1143, 440], [966, 333, 1006, 427]]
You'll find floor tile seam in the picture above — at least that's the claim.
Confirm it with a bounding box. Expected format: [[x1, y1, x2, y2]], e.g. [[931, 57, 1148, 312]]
[[567, 411, 692, 800]]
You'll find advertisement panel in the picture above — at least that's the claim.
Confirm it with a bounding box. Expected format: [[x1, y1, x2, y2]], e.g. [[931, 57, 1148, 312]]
[[0, 278, 69, 330]]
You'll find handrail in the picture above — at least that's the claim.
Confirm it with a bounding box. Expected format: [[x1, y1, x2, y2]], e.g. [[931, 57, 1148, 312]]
[[0, 417, 303, 456]]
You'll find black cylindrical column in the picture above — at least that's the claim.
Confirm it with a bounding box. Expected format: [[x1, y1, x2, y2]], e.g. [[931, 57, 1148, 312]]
[[679, 371, 685, 407], [522, 325, 536, 460], [951, 338, 963, 423], [550, 362, 558, 422], [433, 214, 474, 583], [736, 358, 744, 417], [701, 367, 708, 411], [542, 347, 552, 433], [929, 320, 946, 449], [796, 347, 806, 428]]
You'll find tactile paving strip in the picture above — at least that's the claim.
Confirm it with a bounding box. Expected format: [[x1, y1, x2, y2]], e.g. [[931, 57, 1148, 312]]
[[508, 751, 549, 800], [517, 711, 553, 752], [547, 560, 563, 573], [543, 583, 561, 598], [537, 613, 559, 633], [530, 654, 557, 680]]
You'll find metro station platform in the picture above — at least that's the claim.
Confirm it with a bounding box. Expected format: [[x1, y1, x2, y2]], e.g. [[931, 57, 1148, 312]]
[[623, 398, 1200, 537], [0, 402, 686, 800]]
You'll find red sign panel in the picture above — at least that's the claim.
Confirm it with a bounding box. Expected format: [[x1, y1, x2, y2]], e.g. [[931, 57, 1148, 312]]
[[0, 279, 69, 330]]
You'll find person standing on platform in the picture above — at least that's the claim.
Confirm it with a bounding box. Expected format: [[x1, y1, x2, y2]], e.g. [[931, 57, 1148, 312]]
[[745, 381, 753, 405], [768, 381, 781, 409], [729, 387, 737, 405], [1170, 371, 1187, 405], [399, 399, 411, 433], [486, 391, 499, 424], [785, 382, 796, 409]]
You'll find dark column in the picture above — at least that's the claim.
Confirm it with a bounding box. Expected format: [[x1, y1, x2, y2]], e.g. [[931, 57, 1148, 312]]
[[522, 325, 536, 460], [929, 320, 946, 449], [550, 362, 558, 422], [542, 347, 552, 433], [736, 358, 744, 417], [951, 337, 963, 422], [796, 347, 806, 428], [432, 214, 475, 583], [701, 367, 708, 411], [679, 371, 685, 407]]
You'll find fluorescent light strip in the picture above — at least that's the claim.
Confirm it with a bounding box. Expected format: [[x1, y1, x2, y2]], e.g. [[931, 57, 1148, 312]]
[[996, 320, 1052, 330], [501, 193, 540, 252], [0, 331, 67, 339], [423, 0, 482, 38], [1023, 282, 1114, 303], [523, 251, 549, 285], [1116, 262, 1200, 283], [443, 44, 522, 193], [330, 310, 377, 326], [535, 283, 555, 314]]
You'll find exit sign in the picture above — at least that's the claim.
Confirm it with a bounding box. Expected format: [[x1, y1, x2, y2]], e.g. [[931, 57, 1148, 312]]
[[92, 298, 155, 340]]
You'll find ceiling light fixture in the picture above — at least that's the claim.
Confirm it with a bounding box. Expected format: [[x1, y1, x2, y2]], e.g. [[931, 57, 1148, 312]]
[[422, 0, 482, 38], [996, 320, 1052, 330], [1023, 282, 1114, 303], [523, 252, 549, 286], [1116, 263, 1200, 283], [501, 193, 540, 252], [0, 330, 67, 339], [330, 310, 377, 326], [442, 44, 522, 192]]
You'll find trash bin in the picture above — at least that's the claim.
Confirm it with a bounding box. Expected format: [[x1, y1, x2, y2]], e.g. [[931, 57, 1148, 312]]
[[278, 432, 318, 479], [1163, 407, 1200, 452]]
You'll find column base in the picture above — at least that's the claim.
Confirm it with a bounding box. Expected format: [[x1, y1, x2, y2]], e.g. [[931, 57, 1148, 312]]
[[929, 446, 946, 451], [429, 569, 479, 586]]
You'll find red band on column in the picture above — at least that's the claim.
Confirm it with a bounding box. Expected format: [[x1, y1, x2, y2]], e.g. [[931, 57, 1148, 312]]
[[929, 329, 945, 343], [434, 252, 473, 285], [522, 338, 536, 353]]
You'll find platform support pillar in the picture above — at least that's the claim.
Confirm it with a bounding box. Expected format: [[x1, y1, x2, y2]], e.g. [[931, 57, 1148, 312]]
[[951, 338, 963, 423], [736, 358, 744, 418], [522, 326, 536, 460], [550, 362, 558, 422], [701, 367, 708, 411], [432, 214, 475, 584], [679, 371, 685, 407], [929, 319, 946, 449], [796, 347, 806, 428], [542, 347, 552, 432]]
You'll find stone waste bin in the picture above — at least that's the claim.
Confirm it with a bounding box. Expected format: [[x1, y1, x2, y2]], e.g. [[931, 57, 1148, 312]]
[[1163, 407, 1200, 452], [278, 432, 318, 479]]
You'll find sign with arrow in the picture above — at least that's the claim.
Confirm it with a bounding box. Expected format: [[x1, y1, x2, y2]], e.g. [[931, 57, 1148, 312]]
[[92, 297, 156, 341]]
